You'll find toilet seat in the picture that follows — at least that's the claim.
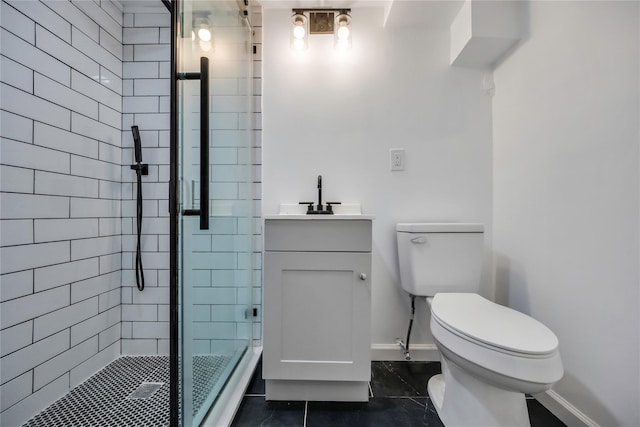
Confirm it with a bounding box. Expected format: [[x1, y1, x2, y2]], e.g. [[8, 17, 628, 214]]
[[431, 293, 558, 356], [430, 293, 563, 392]]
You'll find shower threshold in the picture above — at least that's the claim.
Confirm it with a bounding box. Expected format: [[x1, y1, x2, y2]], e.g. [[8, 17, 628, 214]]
[[23, 354, 238, 427]]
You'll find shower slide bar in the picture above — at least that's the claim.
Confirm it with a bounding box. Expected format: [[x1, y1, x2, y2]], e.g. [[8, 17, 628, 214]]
[[178, 56, 209, 230]]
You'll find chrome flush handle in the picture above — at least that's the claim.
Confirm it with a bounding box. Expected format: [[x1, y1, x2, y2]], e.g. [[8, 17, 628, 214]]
[[411, 236, 426, 244]]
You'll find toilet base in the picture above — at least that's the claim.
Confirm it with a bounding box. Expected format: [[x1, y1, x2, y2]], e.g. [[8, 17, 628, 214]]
[[428, 357, 531, 427]]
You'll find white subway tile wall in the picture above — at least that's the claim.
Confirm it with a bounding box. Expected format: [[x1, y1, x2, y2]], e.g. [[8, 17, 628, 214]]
[[121, 7, 170, 355], [120, 3, 263, 355], [0, 1, 123, 426], [0, 1, 262, 424]]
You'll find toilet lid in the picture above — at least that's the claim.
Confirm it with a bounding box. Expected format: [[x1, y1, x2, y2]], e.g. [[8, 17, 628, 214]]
[[431, 293, 559, 355]]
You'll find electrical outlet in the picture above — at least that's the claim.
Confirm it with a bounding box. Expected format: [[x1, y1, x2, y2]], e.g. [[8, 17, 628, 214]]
[[390, 148, 405, 171]]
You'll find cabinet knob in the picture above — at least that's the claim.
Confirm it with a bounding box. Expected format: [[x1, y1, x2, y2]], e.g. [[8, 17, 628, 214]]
[[359, 273, 367, 281]]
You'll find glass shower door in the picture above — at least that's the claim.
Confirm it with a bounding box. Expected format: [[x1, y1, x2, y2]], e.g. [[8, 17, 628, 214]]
[[171, 1, 254, 425]]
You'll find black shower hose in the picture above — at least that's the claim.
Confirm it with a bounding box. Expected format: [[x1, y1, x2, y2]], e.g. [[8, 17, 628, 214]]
[[135, 168, 145, 291]]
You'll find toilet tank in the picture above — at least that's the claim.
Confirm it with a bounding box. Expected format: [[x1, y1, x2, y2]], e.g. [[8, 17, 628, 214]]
[[396, 223, 484, 296]]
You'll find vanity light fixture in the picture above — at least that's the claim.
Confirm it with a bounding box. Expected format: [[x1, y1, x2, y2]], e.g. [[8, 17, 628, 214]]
[[334, 11, 352, 51], [197, 24, 212, 42], [192, 13, 213, 51], [291, 8, 351, 51], [291, 11, 308, 51]]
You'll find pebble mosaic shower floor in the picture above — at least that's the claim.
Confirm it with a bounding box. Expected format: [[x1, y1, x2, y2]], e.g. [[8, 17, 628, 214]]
[[22, 355, 234, 427]]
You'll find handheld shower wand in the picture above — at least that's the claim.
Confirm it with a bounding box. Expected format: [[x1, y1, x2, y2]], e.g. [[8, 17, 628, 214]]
[[130, 126, 148, 291], [132, 125, 143, 164]]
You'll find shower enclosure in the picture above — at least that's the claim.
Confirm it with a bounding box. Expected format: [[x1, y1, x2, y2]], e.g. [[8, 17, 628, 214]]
[[0, 0, 257, 424], [170, 0, 256, 425]]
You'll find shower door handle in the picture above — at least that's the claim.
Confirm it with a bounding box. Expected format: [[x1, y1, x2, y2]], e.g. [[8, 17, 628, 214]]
[[179, 56, 209, 230], [198, 56, 209, 230]]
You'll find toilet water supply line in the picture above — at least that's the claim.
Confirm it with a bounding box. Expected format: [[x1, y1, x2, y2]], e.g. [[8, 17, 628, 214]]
[[130, 126, 148, 291], [399, 295, 416, 360]]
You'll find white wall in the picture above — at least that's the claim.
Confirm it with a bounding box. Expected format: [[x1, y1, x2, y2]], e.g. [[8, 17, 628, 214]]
[[492, 2, 639, 426], [121, 5, 172, 355], [0, 1, 123, 424], [262, 7, 493, 356]]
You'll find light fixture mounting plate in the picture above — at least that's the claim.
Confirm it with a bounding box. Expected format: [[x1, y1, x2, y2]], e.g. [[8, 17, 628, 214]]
[[309, 11, 334, 34]]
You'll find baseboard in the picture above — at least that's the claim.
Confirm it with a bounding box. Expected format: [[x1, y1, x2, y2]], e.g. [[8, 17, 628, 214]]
[[266, 380, 369, 401], [535, 389, 599, 427], [371, 343, 440, 361]]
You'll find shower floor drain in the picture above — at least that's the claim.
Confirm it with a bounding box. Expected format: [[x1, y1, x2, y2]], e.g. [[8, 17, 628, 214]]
[[127, 382, 165, 399], [22, 355, 236, 427]]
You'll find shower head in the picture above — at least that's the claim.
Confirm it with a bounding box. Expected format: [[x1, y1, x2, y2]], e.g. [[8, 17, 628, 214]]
[[131, 125, 142, 163]]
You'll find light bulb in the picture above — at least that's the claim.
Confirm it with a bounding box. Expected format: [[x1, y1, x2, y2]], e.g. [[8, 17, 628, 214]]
[[336, 39, 349, 51], [293, 25, 306, 39], [198, 26, 212, 42], [293, 38, 305, 50], [199, 40, 212, 52], [337, 25, 350, 40], [334, 12, 352, 51]]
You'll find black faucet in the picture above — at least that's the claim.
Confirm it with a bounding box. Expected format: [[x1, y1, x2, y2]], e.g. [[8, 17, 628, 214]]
[[317, 175, 323, 212], [299, 175, 340, 214]]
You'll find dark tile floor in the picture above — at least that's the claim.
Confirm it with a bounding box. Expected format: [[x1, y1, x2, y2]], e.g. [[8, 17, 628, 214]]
[[231, 359, 566, 427]]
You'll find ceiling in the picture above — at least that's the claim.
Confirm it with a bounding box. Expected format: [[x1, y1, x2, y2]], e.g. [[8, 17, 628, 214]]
[[117, 0, 165, 7], [117, 0, 169, 11], [259, 0, 377, 8], [116, 0, 465, 28], [260, 0, 464, 28], [384, 0, 464, 28]]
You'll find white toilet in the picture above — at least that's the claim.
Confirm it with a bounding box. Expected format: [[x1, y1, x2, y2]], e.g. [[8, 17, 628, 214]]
[[396, 223, 563, 427]]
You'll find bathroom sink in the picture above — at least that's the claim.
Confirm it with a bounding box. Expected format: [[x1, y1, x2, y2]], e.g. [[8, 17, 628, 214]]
[[265, 203, 374, 220]]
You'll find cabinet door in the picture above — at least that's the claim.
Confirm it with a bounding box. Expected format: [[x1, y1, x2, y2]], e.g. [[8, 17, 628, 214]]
[[263, 251, 371, 382]]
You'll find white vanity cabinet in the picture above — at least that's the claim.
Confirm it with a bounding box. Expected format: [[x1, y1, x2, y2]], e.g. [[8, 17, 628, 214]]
[[263, 217, 373, 402]]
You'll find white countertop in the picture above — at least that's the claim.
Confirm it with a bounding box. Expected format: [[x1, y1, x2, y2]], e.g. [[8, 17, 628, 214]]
[[264, 203, 374, 220], [264, 214, 375, 220]]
